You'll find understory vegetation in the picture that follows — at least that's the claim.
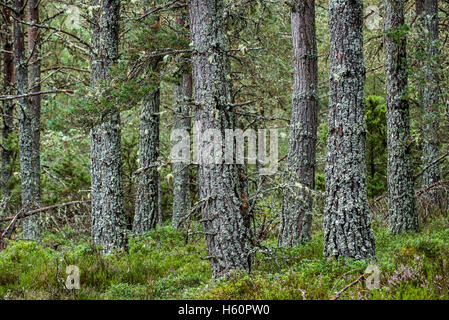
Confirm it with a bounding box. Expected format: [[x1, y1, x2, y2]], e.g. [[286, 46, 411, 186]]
[[1, 212, 448, 300]]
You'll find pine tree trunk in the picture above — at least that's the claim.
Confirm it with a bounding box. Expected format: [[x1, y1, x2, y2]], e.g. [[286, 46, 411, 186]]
[[279, 0, 318, 247], [172, 73, 192, 230], [385, 0, 418, 234], [324, 0, 376, 260], [171, 10, 192, 230], [90, 0, 127, 252], [189, 0, 252, 277], [1, 6, 14, 198], [14, 0, 41, 239], [22, 0, 42, 240], [421, 0, 441, 202], [133, 69, 160, 235]]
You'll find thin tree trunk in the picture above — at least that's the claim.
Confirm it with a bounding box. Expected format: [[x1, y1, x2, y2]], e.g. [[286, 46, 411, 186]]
[[324, 0, 376, 260], [172, 73, 192, 229], [22, 0, 41, 240], [172, 13, 192, 230], [133, 66, 160, 235], [385, 0, 418, 234], [421, 0, 441, 203], [90, 0, 127, 252], [1, 5, 15, 198], [14, 0, 41, 239], [279, 0, 318, 247], [189, 0, 252, 278]]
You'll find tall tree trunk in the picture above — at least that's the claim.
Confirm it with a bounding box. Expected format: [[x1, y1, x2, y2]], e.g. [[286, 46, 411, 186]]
[[385, 0, 418, 234], [90, 0, 127, 252], [1, 5, 14, 198], [189, 0, 252, 277], [172, 73, 192, 229], [324, 0, 376, 259], [279, 0, 318, 247], [421, 0, 440, 202], [172, 13, 192, 230], [22, 0, 41, 239], [133, 65, 160, 235], [14, 0, 41, 239]]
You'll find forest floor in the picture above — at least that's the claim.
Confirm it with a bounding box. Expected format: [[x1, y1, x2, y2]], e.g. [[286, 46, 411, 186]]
[[0, 214, 448, 300]]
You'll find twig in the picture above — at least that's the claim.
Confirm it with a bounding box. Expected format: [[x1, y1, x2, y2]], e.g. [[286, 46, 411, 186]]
[[0, 89, 74, 101], [330, 273, 367, 300], [0, 200, 91, 222]]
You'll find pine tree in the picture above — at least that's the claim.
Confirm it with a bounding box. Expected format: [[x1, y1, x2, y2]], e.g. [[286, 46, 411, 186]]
[[14, 0, 41, 239], [279, 0, 318, 247], [188, 0, 252, 277], [385, 0, 418, 234], [421, 0, 441, 203], [324, 0, 376, 259], [90, 0, 127, 252], [0, 4, 14, 198]]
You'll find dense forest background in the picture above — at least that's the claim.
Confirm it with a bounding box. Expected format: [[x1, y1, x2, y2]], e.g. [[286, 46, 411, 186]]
[[0, 0, 448, 300]]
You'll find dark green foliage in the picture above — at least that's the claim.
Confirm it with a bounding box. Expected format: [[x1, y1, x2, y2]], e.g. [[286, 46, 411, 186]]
[[366, 96, 388, 198]]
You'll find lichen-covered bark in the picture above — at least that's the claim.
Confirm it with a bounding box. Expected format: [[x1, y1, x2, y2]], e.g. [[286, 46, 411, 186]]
[[133, 74, 160, 235], [385, 0, 418, 234], [14, 0, 41, 239], [171, 13, 192, 230], [1, 6, 14, 197], [189, 0, 252, 278], [172, 73, 192, 230], [324, 0, 376, 260], [421, 0, 441, 199], [90, 0, 127, 252], [22, 0, 42, 239], [279, 0, 318, 248]]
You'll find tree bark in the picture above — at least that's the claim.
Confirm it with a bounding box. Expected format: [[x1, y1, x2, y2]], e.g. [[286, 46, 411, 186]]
[[14, 0, 41, 239], [172, 13, 192, 230], [172, 73, 192, 230], [421, 0, 441, 202], [279, 0, 318, 247], [90, 0, 127, 252], [324, 0, 376, 260], [384, 0, 418, 234], [189, 0, 252, 277], [133, 65, 160, 235], [1, 5, 15, 198], [22, 0, 41, 240]]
